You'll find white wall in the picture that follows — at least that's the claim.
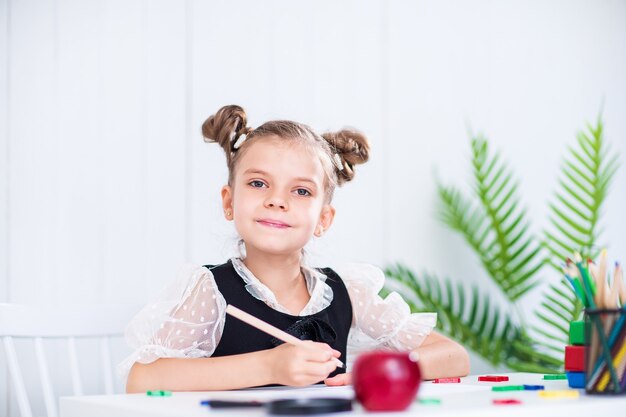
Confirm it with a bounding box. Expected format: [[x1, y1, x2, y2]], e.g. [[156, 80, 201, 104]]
[[1, 0, 9, 414], [1, 0, 626, 415]]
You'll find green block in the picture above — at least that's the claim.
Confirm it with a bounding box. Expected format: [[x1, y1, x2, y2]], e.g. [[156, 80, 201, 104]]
[[569, 320, 585, 345], [543, 374, 567, 380], [146, 390, 172, 397], [419, 398, 441, 405], [492, 385, 524, 391]]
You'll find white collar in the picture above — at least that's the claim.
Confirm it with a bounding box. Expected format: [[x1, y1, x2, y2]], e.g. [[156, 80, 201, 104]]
[[230, 257, 334, 316]]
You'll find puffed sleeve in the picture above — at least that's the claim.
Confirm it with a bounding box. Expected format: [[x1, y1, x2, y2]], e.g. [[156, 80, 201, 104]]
[[334, 263, 437, 365], [117, 264, 227, 380]]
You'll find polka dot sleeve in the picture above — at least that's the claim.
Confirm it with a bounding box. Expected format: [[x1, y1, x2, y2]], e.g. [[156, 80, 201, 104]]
[[117, 264, 226, 380], [335, 263, 437, 354]]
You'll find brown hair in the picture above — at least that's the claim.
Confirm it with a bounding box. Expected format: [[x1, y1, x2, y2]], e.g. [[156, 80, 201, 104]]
[[201, 105, 370, 201]]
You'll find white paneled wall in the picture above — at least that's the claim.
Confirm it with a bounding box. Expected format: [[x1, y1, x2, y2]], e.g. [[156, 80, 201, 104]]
[[2, 0, 626, 416], [1, 0, 8, 414], [7, 0, 189, 306], [1, 0, 8, 299]]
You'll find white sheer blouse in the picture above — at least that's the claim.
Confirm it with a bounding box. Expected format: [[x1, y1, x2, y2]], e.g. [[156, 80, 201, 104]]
[[118, 259, 437, 379]]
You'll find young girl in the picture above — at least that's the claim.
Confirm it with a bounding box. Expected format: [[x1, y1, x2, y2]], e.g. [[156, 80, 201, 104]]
[[120, 105, 470, 392]]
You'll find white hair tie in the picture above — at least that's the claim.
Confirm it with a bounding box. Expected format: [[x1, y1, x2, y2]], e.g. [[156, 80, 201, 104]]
[[233, 133, 247, 150], [333, 153, 344, 171]]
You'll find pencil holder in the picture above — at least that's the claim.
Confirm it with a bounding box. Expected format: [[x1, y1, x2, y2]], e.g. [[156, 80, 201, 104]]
[[584, 308, 626, 395]]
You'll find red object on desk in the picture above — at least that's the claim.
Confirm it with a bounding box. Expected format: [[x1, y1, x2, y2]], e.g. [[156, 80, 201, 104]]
[[353, 351, 422, 412], [493, 398, 522, 405], [564, 345, 585, 372], [478, 375, 509, 382], [433, 378, 461, 383]]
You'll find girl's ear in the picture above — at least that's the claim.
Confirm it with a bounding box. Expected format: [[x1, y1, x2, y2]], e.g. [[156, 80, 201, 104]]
[[315, 204, 336, 237], [221, 185, 234, 220]]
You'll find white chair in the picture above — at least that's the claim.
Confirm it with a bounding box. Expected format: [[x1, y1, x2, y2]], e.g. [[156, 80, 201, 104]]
[[0, 303, 139, 417]]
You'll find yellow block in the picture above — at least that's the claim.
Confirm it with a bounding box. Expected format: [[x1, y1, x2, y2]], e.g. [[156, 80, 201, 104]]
[[538, 390, 580, 399]]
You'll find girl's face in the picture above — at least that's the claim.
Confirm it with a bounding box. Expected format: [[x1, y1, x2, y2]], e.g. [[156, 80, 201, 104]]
[[221, 136, 335, 257]]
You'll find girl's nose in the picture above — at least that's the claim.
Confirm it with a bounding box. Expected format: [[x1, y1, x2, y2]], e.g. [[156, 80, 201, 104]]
[[264, 194, 288, 210]]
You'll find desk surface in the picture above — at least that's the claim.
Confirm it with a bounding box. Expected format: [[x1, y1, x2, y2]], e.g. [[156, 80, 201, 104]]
[[60, 373, 626, 417]]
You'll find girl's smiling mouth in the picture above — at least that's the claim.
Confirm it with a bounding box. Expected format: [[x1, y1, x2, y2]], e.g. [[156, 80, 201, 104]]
[[256, 219, 291, 228]]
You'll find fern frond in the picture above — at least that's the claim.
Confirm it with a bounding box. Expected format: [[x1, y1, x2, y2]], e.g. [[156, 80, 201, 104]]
[[535, 117, 619, 354], [506, 332, 563, 373], [384, 263, 514, 365], [437, 138, 544, 302], [544, 119, 619, 264], [384, 264, 560, 371], [437, 185, 490, 256], [531, 273, 584, 355], [470, 137, 545, 302]]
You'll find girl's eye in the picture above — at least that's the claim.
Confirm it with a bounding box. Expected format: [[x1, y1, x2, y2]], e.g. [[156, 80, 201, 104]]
[[249, 180, 266, 188], [295, 188, 311, 196]]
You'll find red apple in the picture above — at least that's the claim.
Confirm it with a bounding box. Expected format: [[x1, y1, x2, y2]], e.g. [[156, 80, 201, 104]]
[[353, 351, 421, 411]]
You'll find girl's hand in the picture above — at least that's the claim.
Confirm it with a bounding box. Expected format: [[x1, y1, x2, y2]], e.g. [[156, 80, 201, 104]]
[[266, 341, 341, 386], [324, 372, 352, 386]]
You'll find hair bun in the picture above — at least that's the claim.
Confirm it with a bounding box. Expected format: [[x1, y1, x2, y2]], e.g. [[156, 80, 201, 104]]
[[322, 129, 370, 184], [202, 105, 249, 161]]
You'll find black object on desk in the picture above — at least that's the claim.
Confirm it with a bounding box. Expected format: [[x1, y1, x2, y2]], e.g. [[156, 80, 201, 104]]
[[200, 398, 353, 414], [201, 399, 264, 408], [267, 398, 352, 415]]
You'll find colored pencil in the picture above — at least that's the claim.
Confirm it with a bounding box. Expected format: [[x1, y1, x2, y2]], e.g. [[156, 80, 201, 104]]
[[225, 304, 344, 368], [574, 253, 621, 393]]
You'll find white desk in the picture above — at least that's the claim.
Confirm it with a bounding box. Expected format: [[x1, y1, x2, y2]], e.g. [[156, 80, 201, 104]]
[[60, 373, 626, 417]]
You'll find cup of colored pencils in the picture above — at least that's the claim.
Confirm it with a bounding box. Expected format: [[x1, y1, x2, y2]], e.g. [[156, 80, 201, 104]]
[[564, 251, 626, 394]]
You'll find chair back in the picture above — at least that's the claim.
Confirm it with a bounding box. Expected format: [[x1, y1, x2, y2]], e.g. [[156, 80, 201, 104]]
[[0, 303, 138, 417]]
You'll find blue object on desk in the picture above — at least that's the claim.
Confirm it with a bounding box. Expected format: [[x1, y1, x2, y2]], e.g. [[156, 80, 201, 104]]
[[523, 384, 545, 391], [200, 400, 264, 408], [566, 371, 585, 388]]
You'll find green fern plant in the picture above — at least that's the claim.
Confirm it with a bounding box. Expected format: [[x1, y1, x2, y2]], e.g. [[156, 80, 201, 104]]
[[385, 118, 619, 371], [437, 138, 544, 303], [533, 118, 620, 356], [384, 264, 560, 372]]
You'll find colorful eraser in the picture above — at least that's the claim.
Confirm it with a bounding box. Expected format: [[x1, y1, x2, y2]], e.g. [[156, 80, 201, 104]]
[[566, 371, 585, 389], [418, 398, 441, 405], [523, 384, 545, 391], [433, 377, 461, 383], [538, 390, 580, 399], [543, 374, 567, 380], [478, 375, 509, 382], [569, 321, 585, 345], [492, 385, 524, 391], [564, 345, 585, 371], [493, 398, 522, 405], [146, 390, 172, 396]]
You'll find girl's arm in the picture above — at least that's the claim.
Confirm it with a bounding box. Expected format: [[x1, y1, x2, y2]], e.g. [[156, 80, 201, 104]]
[[126, 341, 341, 392], [411, 330, 470, 379], [126, 351, 272, 392], [325, 263, 470, 386], [324, 331, 469, 386]]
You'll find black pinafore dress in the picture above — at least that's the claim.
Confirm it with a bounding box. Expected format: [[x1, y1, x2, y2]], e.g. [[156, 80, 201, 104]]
[[206, 260, 352, 379]]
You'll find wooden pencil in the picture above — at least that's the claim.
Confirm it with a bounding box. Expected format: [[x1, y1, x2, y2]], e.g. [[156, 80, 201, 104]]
[[225, 304, 344, 368]]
